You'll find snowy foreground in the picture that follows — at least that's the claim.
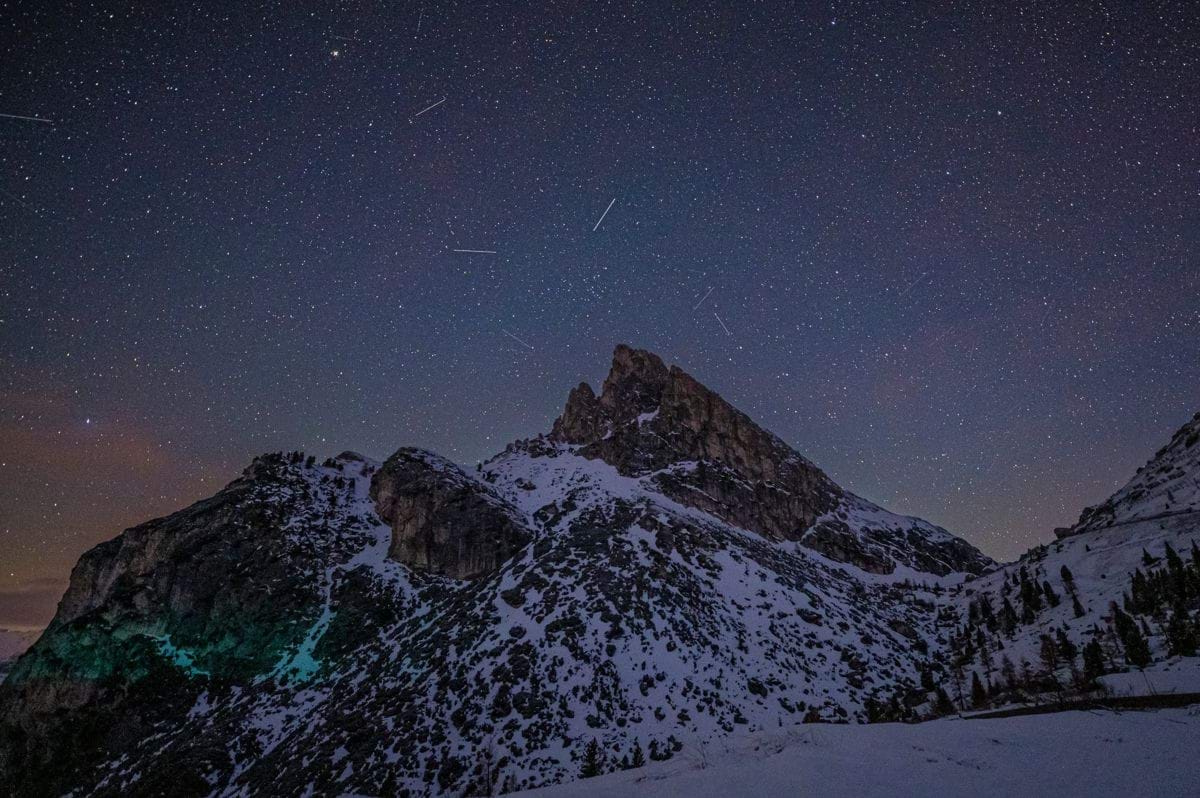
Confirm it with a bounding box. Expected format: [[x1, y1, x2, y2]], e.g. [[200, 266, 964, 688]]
[[516, 707, 1199, 798]]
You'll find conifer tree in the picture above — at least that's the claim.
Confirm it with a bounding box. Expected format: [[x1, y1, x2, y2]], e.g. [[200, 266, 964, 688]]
[[1001, 597, 1018, 636], [934, 686, 955, 716], [1042, 580, 1060, 608], [1056, 628, 1077, 666], [970, 672, 988, 709], [1166, 607, 1197, 657], [1039, 634, 1060, 678], [580, 739, 605, 778], [1082, 638, 1106, 684], [1072, 593, 1086, 618], [1165, 543, 1188, 602], [1000, 655, 1018, 690], [979, 593, 996, 630], [630, 739, 646, 769], [1111, 605, 1152, 668], [1060, 564, 1076, 594]]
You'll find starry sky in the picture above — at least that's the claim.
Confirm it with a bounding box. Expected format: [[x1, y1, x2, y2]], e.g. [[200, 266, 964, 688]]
[[2, 2, 1198, 627]]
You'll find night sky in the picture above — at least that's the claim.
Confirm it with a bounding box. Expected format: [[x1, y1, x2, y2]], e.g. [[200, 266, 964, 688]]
[[2, 2, 1198, 627]]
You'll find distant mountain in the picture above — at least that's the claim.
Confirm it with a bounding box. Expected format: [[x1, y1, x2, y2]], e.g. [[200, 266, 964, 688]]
[[0, 629, 41, 685], [1057, 412, 1200, 539], [938, 412, 1200, 716], [0, 345, 992, 797]]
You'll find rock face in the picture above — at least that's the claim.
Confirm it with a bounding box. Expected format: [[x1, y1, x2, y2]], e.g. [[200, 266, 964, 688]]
[[369, 448, 532, 580], [0, 451, 382, 794], [551, 344, 841, 539], [0, 345, 998, 797]]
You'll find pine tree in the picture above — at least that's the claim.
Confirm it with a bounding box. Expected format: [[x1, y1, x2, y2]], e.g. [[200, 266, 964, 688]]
[[1000, 655, 1018, 690], [978, 633, 994, 675], [1039, 634, 1060, 678], [1042, 581, 1061, 608], [630, 739, 646, 769], [979, 594, 997, 631], [580, 738, 606, 778], [1166, 607, 1197, 657], [1072, 593, 1086, 618], [1111, 605, 1152, 668], [1060, 564, 1076, 594], [1019, 659, 1035, 690], [1082, 638, 1106, 684], [1001, 597, 1018, 636], [934, 686, 955, 716], [1165, 543, 1188, 602], [1056, 628, 1078, 666], [970, 671, 988, 708]]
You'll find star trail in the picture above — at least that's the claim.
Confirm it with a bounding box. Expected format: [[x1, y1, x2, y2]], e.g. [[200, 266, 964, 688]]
[[2, 2, 1198, 626]]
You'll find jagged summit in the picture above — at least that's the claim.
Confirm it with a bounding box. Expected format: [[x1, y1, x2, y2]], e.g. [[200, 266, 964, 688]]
[[544, 345, 990, 576], [1057, 411, 1200, 539], [548, 344, 839, 539]]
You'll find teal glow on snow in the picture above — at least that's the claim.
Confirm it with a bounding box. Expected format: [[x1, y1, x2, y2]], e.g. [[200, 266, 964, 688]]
[[153, 635, 210, 678], [271, 604, 335, 684]]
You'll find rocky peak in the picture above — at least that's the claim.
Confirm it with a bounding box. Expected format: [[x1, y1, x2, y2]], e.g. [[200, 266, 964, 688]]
[[549, 345, 842, 543], [551, 344, 671, 444]]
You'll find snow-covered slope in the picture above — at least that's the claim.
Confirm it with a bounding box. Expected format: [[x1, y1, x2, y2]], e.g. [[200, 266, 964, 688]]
[[1058, 412, 1200, 539], [515, 707, 1200, 798]]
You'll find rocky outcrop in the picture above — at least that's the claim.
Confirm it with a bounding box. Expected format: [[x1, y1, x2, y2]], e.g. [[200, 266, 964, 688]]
[[370, 448, 532, 580], [551, 344, 842, 543], [800, 519, 896, 575]]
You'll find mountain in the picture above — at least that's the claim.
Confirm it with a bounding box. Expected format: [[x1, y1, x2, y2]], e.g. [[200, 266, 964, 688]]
[[940, 411, 1200, 713], [0, 345, 993, 797], [1057, 412, 1200, 539]]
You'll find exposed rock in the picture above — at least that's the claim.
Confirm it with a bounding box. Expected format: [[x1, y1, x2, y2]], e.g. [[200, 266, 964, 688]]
[[551, 344, 842, 543], [369, 448, 532, 580], [801, 519, 896, 574], [0, 452, 379, 794]]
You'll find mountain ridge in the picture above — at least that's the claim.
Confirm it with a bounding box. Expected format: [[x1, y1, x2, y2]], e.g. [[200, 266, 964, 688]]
[[1, 346, 1196, 797]]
